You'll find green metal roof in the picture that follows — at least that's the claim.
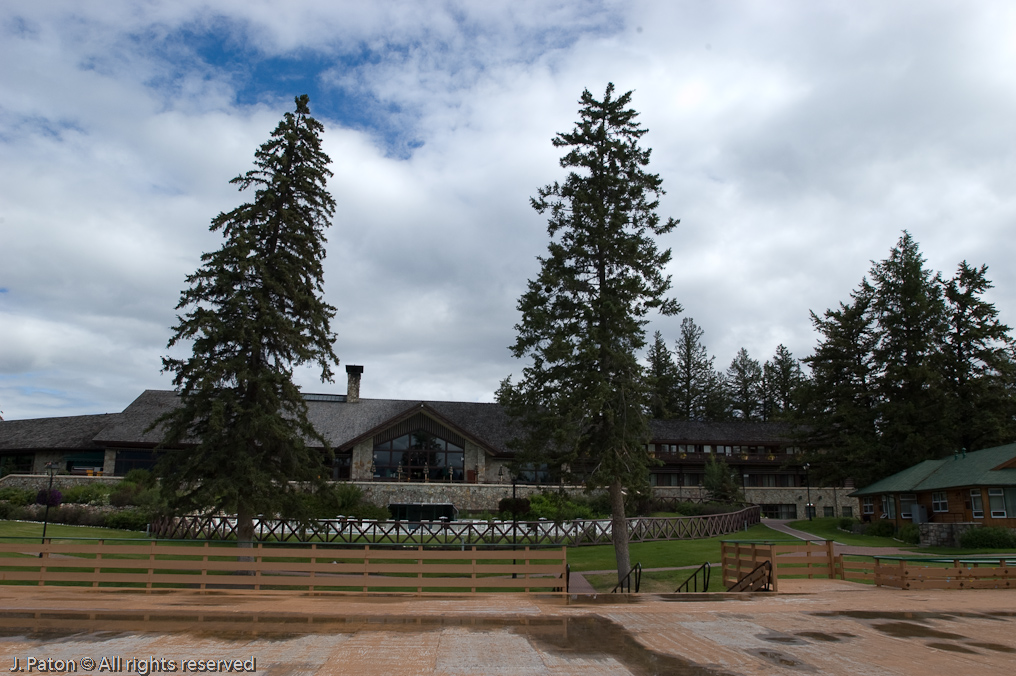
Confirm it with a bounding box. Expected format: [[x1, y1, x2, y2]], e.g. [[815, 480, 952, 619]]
[[851, 443, 1016, 496]]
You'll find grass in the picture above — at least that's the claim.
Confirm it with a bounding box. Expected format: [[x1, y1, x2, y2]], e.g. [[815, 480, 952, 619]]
[[784, 517, 909, 548], [566, 523, 797, 572], [0, 521, 152, 542]]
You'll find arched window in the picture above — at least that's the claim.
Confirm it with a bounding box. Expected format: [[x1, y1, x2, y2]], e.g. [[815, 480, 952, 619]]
[[373, 431, 465, 482]]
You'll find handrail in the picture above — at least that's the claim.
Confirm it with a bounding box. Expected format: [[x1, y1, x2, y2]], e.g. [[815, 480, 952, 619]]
[[674, 561, 711, 593], [611, 562, 642, 593], [727, 560, 772, 592]]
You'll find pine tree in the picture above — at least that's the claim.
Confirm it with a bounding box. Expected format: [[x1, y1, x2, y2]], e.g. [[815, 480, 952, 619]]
[[762, 344, 806, 421], [646, 331, 681, 419], [673, 317, 717, 420], [942, 261, 1016, 452], [155, 95, 339, 546], [801, 283, 881, 485], [497, 84, 680, 584], [726, 348, 763, 421], [869, 231, 950, 474]]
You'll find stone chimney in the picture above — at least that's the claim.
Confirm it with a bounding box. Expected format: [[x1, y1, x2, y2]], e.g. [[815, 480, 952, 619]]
[[346, 365, 363, 403]]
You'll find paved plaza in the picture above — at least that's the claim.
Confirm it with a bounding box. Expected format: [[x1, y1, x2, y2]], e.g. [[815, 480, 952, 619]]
[[0, 581, 1012, 675]]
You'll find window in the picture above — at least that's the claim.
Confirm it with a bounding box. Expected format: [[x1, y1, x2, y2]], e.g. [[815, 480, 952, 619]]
[[988, 488, 1007, 518], [970, 489, 984, 519], [931, 492, 948, 513], [899, 494, 918, 519], [862, 497, 874, 515], [842, 506, 853, 518], [373, 431, 464, 481], [516, 463, 551, 484], [881, 495, 896, 518], [823, 506, 835, 517], [761, 504, 797, 519]]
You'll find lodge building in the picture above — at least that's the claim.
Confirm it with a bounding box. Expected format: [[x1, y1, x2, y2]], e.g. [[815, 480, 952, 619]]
[[0, 366, 853, 517]]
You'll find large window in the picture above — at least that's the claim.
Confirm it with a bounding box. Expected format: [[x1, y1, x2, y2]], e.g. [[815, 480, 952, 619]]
[[881, 495, 896, 518], [988, 488, 1007, 518], [0, 454, 34, 476], [970, 489, 984, 519], [373, 431, 464, 482], [862, 497, 874, 515]]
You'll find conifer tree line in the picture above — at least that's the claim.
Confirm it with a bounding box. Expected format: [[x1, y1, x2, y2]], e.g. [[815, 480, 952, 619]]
[[646, 319, 806, 423], [647, 231, 1016, 488], [800, 232, 1016, 488]]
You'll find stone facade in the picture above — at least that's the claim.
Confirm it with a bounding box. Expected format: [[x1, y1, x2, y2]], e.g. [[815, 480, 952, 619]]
[[0, 474, 121, 491], [918, 522, 981, 548], [652, 485, 858, 519], [353, 481, 596, 513]]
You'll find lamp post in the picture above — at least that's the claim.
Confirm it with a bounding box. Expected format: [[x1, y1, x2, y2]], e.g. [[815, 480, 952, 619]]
[[40, 461, 57, 547], [804, 463, 813, 521]]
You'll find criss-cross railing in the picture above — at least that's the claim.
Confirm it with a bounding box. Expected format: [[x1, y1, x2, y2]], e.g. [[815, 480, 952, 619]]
[[151, 505, 760, 546]]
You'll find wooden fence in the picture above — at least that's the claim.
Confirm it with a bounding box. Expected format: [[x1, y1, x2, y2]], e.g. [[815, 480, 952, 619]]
[[0, 539, 569, 594], [721, 540, 1015, 592], [151, 505, 760, 546]]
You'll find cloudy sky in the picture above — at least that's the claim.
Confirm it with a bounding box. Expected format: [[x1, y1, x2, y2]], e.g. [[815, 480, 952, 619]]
[[3, 1, 1016, 420]]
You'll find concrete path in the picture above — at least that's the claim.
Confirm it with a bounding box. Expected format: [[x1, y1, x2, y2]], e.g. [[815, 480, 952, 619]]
[[764, 519, 920, 556], [0, 583, 1013, 674]]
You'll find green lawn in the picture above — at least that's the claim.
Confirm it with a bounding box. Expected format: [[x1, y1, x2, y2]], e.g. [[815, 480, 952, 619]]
[[566, 523, 797, 572], [785, 517, 908, 548], [0, 521, 152, 542]]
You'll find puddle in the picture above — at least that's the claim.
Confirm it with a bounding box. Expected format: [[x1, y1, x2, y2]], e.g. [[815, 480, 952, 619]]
[[748, 649, 815, 671], [871, 622, 966, 640], [926, 642, 978, 654], [810, 611, 959, 623], [968, 642, 1016, 653], [794, 631, 854, 642], [759, 634, 806, 645], [0, 611, 734, 676]]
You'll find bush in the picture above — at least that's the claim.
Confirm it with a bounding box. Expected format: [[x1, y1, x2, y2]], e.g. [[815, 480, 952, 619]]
[[103, 509, 151, 531], [63, 483, 113, 505], [959, 526, 1016, 549], [897, 523, 920, 545], [838, 517, 856, 531], [526, 492, 594, 522], [347, 501, 390, 521], [122, 469, 156, 489], [0, 487, 36, 506], [36, 488, 62, 508], [498, 497, 531, 517], [864, 520, 896, 538]]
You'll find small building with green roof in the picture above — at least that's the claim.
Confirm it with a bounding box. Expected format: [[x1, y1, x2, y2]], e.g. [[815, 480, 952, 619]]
[[851, 443, 1016, 543]]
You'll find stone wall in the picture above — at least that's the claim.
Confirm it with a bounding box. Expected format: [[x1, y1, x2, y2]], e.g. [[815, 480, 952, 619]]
[[353, 481, 597, 513], [0, 474, 121, 491], [653, 485, 858, 518], [918, 522, 980, 548]]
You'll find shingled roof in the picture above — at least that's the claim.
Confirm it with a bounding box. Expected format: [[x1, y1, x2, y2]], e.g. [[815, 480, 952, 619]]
[[851, 444, 1016, 496], [0, 413, 120, 451], [93, 390, 519, 455], [649, 419, 798, 445]]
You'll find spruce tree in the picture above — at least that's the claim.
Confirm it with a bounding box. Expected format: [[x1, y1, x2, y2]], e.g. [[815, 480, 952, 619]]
[[762, 344, 806, 421], [673, 317, 717, 420], [726, 348, 763, 421], [869, 231, 950, 473], [155, 95, 339, 546], [497, 84, 680, 584], [646, 331, 681, 419], [942, 261, 1016, 452]]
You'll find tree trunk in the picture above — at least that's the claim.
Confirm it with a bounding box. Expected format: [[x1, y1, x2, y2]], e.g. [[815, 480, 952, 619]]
[[609, 481, 631, 586], [236, 503, 256, 572]]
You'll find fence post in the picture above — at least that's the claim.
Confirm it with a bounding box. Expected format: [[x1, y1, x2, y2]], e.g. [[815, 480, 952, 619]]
[[825, 540, 835, 579], [769, 543, 779, 592]]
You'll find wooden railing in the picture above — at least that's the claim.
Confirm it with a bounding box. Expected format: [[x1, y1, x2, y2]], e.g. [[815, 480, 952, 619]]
[[722, 541, 1015, 592], [151, 505, 761, 546], [0, 539, 569, 594]]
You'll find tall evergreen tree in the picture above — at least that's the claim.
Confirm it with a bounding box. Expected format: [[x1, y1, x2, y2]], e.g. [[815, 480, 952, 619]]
[[673, 317, 717, 420], [646, 331, 681, 419], [155, 95, 339, 546], [497, 84, 680, 583], [726, 348, 763, 421], [869, 231, 950, 474], [801, 283, 881, 485], [762, 344, 806, 421], [942, 261, 1016, 452]]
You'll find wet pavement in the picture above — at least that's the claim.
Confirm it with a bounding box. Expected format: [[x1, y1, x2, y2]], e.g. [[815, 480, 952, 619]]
[[0, 581, 1013, 675]]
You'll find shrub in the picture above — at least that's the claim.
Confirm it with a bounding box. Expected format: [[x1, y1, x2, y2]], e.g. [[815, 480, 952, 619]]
[[897, 523, 920, 545], [347, 501, 390, 521], [959, 526, 1016, 549], [36, 488, 63, 508], [109, 484, 140, 507], [526, 492, 594, 522], [864, 520, 895, 538], [103, 509, 151, 531], [838, 517, 856, 531], [0, 487, 36, 506], [498, 497, 531, 517], [122, 469, 156, 489], [63, 483, 113, 505]]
